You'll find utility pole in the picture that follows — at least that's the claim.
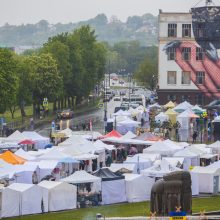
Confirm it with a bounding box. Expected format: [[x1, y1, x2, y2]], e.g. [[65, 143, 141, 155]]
[[108, 60, 111, 88], [103, 76, 107, 133]]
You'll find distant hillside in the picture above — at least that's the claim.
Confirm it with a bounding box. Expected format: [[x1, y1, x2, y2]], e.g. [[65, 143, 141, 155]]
[[0, 13, 158, 47]]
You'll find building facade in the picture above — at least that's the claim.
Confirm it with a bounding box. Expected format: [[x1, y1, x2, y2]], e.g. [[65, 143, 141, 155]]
[[157, 5, 220, 106]]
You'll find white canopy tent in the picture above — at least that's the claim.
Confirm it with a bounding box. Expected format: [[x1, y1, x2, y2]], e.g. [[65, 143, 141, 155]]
[[22, 131, 50, 149], [176, 109, 198, 141], [191, 166, 220, 194], [0, 159, 16, 179], [155, 112, 169, 124], [208, 141, 220, 158], [121, 131, 137, 139], [141, 159, 181, 178], [27, 160, 60, 181], [39, 180, 77, 212], [58, 128, 73, 138], [61, 170, 101, 193], [14, 163, 39, 184], [1, 183, 43, 217], [173, 148, 200, 170], [93, 140, 115, 151], [117, 118, 140, 135], [15, 148, 36, 161], [124, 173, 155, 202], [143, 141, 180, 157], [124, 154, 152, 173], [102, 137, 154, 146], [71, 131, 103, 140], [5, 130, 27, 143], [173, 101, 193, 113]]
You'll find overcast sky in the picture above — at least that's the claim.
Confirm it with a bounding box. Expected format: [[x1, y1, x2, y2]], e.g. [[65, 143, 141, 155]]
[[1, 0, 220, 26]]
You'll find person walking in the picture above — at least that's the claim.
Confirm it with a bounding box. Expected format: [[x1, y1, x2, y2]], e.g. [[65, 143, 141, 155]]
[[192, 130, 198, 143]]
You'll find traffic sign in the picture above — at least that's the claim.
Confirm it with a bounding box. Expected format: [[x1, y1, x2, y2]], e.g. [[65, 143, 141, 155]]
[[98, 102, 104, 108]]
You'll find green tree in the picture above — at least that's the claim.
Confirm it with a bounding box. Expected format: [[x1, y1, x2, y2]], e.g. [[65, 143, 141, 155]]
[[0, 48, 18, 117], [26, 53, 62, 116], [134, 55, 158, 90]]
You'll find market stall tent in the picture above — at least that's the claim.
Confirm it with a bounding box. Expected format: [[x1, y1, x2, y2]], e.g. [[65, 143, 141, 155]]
[[0, 151, 26, 165], [5, 130, 27, 143], [164, 101, 175, 109], [22, 131, 50, 149], [58, 128, 73, 138], [15, 148, 36, 161], [117, 118, 141, 134], [135, 132, 162, 141], [124, 173, 155, 202], [191, 166, 220, 194], [61, 170, 101, 193], [14, 162, 39, 184], [208, 141, 220, 158], [143, 141, 180, 157], [93, 140, 115, 151], [99, 130, 122, 139], [173, 101, 193, 113], [121, 131, 137, 139], [1, 183, 43, 217], [124, 154, 152, 173], [173, 148, 199, 170], [38, 180, 77, 212], [165, 108, 178, 124], [141, 159, 181, 178], [155, 112, 169, 124], [93, 168, 126, 204]]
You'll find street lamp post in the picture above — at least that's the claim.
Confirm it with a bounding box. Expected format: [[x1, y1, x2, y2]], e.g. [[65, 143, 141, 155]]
[[128, 73, 132, 108]]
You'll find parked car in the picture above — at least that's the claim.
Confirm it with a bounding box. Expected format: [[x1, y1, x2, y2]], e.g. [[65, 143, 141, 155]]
[[114, 96, 121, 101], [60, 109, 74, 119], [114, 106, 126, 113]]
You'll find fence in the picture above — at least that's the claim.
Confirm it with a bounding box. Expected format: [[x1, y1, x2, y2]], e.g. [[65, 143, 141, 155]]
[[96, 216, 220, 220]]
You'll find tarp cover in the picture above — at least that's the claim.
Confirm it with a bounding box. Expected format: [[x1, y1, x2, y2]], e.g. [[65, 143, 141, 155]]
[[93, 167, 125, 181], [0, 150, 26, 164]]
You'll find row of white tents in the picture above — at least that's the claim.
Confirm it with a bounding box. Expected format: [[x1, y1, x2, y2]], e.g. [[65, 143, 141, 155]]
[[0, 169, 155, 218], [0, 130, 50, 149]]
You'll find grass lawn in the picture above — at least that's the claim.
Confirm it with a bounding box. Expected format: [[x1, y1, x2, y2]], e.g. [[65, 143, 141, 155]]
[[7, 196, 220, 220], [0, 98, 100, 125]]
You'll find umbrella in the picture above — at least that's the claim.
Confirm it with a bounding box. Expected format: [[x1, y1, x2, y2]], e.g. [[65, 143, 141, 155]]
[[44, 144, 53, 149], [18, 139, 35, 145]]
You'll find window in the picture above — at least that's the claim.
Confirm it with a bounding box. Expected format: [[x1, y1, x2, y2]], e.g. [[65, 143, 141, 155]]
[[167, 47, 176, 60], [182, 47, 191, 61], [195, 94, 204, 106], [182, 95, 190, 102], [181, 71, 191, 84], [196, 47, 205, 60], [167, 94, 176, 101], [167, 71, 177, 84], [182, 24, 191, 37], [194, 23, 206, 38], [168, 24, 177, 37], [196, 71, 205, 84]]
